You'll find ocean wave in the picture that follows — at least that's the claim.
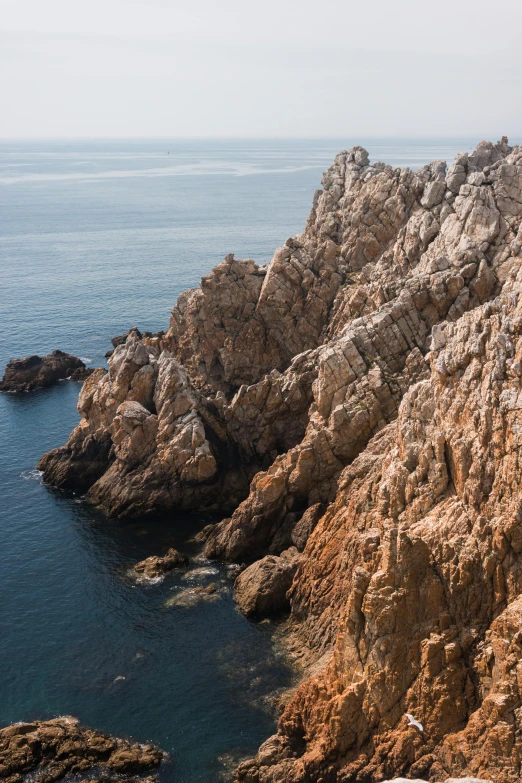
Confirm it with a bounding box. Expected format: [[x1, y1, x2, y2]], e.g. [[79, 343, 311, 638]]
[[79, 357, 93, 364], [20, 469, 43, 482]]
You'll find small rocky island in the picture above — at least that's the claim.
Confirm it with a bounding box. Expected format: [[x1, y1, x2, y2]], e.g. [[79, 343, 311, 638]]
[[31, 138, 522, 782], [0, 717, 164, 783], [0, 350, 92, 392]]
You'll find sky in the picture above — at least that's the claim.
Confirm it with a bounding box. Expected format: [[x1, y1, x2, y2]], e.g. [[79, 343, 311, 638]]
[[1, 0, 521, 138]]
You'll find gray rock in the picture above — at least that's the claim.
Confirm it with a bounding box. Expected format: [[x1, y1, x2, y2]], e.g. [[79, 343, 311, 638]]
[[421, 179, 446, 208]]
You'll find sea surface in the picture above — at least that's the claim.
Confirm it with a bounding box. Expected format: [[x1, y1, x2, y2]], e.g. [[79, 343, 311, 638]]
[[0, 137, 511, 781]]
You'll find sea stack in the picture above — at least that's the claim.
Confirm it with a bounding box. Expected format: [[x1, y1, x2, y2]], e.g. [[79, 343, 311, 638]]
[[0, 350, 92, 392]]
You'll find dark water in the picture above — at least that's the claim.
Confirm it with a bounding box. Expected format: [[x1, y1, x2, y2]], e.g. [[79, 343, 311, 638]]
[[0, 137, 511, 781]]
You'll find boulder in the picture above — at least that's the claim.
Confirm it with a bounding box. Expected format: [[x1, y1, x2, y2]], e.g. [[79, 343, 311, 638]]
[[134, 547, 188, 579], [235, 548, 301, 618]]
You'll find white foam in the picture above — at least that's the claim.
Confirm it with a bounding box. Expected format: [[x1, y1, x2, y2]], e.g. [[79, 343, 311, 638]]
[[79, 357, 93, 364], [132, 571, 165, 585], [20, 469, 43, 481], [182, 567, 219, 581]]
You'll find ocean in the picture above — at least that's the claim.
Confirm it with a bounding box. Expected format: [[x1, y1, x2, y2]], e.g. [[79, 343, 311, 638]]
[[0, 137, 510, 781]]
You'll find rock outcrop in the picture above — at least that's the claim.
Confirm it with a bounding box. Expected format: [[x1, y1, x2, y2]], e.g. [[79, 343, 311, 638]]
[[235, 547, 301, 618], [0, 350, 92, 392], [0, 716, 164, 783], [133, 547, 188, 579], [380, 779, 491, 783], [38, 138, 522, 782]]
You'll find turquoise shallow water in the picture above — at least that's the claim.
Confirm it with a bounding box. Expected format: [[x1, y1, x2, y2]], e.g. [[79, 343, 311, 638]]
[[0, 137, 514, 781]]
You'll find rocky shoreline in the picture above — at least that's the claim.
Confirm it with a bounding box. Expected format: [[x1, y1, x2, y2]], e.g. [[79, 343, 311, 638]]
[[29, 138, 522, 781], [0, 717, 164, 783]]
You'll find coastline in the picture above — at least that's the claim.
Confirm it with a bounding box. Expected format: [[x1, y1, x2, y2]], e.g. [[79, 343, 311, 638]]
[[3, 137, 522, 782]]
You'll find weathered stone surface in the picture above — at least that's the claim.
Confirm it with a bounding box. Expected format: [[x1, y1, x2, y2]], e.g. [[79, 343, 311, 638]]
[[291, 503, 325, 551], [235, 547, 301, 618], [0, 716, 164, 783], [36, 139, 522, 782], [133, 547, 188, 579], [379, 779, 492, 783], [0, 350, 90, 392], [237, 290, 522, 781]]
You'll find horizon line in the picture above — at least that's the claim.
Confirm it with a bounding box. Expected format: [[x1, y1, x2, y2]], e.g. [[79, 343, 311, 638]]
[[0, 134, 519, 142]]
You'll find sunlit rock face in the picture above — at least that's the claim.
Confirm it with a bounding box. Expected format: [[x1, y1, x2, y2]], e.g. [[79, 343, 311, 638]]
[[0, 716, 164, 782], [38, 139, 522, 782]]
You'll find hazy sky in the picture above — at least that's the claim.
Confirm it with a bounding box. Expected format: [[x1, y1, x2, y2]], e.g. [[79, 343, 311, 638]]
[[1, 0, 521, 138]]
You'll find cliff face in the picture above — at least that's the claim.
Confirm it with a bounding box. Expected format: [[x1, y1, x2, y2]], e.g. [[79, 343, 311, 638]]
[[38, 138, 522, 781]]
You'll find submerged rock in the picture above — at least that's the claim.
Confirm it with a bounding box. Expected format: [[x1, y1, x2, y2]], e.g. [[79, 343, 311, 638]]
[[164, 584, 220, 608], [0, 350, 92, 392], [0, 716, 164, 783], [133, 547, 188, 579]]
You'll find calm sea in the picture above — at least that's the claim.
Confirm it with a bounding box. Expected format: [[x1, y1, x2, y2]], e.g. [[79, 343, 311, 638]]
[[0, 137, 510, 781]]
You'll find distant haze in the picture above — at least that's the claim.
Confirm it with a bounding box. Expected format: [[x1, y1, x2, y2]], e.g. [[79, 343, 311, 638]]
[[1, 0, 521, 139]]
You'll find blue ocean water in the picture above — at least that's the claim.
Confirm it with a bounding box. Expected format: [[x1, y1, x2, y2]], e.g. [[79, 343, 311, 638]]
[[0, 137, 511, 781]]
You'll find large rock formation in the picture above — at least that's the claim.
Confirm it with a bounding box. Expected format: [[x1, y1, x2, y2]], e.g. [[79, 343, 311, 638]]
[[0, 716, 164, 783], [38, 138, 522, 782], [0, 350, 91, 392]]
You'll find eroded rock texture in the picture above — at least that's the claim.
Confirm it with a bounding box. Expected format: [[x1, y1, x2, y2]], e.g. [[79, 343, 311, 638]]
[[0, 716, 164, 783], [38, 138, 522, 781]]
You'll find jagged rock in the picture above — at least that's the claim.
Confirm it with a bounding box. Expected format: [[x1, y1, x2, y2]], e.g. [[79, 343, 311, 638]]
[[235, 547, 301, 618], [0, 350, 89, 392], [36, 139, 522, 782], [380, 779, 492, 783], [134, 547, 188, 579], [291, 503, 325, 551], [112, 327, 143, 348], [105, 328, 164, 358], [0, 716, 164, 783], [69, 366, 94, 382]]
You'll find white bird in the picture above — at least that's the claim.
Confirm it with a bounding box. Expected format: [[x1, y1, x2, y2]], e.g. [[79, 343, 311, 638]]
[[405, 713, 424, 732]]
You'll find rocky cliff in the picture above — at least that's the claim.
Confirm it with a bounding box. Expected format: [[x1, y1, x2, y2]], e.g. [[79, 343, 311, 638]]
[[39, 138, 522, 782]]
